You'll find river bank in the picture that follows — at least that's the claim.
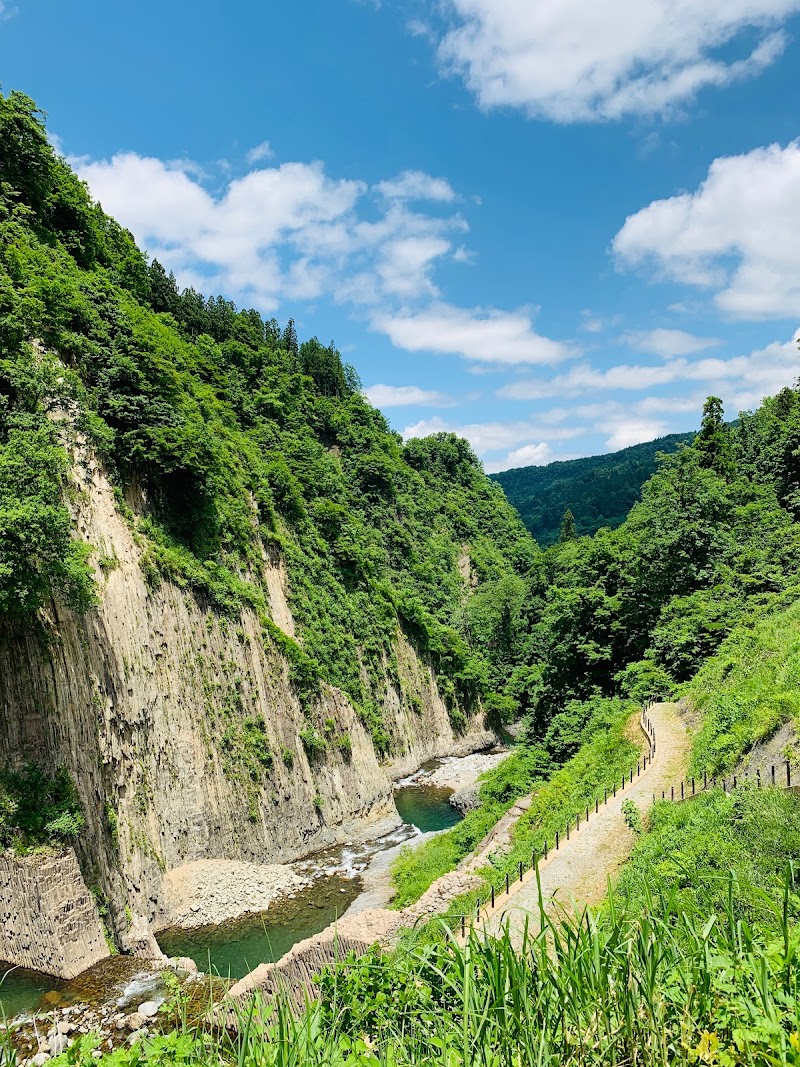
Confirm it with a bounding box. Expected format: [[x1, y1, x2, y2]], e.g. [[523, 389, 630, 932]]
[[1, 741, 508, 1043]]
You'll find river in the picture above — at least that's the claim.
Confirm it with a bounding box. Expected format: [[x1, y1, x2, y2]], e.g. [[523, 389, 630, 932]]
[[0, 764, 469, 1018]]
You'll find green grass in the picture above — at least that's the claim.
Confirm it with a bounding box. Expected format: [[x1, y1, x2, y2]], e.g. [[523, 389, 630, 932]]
[[390, 702, 641, 908], [685, 596, 800, 775], [616, 784, 800, 934], [11, 870, 798, 1067]]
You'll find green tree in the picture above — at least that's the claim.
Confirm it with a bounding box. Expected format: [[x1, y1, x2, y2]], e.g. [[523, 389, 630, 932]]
[[558, 508, 577, 542]]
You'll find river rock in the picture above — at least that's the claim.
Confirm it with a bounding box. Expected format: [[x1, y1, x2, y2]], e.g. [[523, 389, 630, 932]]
[[31, 1054, 50, 1066], [137, 1000, 162, 1018], [449, 782, 480, 813], [125, 1012, 147, 1031], [47, 1035, 68, 1057]]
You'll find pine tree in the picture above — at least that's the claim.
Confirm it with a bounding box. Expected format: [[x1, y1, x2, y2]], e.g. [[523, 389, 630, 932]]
[[282, 317, 299, 356], [558, 508, 577, 542]]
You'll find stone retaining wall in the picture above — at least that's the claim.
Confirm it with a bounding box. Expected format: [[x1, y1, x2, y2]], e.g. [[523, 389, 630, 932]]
[[0, 849, 109, 979]]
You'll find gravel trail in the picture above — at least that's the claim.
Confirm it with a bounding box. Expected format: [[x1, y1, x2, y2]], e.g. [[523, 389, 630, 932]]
[[483, 703, 690, 942]]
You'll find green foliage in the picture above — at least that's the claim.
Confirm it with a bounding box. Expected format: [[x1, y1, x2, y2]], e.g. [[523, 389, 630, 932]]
[[685, 596, 800, 775], [621, 799, 642, 834], [617, 785, 800, 934], [492, 431, 694, 545], [40, 878, 800, 1067], [0, 763, 84, 852]]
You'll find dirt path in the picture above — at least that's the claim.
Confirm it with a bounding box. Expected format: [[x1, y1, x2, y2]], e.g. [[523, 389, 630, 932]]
[[484, 703, 690, 942]]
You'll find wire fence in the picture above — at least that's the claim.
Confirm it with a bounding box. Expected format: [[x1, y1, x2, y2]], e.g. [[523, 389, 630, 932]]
[[430, 695, 665, 939], [654, 758, 795, 803]]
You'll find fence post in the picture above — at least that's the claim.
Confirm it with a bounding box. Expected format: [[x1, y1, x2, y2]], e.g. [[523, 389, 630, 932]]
[[757, 769, 761, 789], [556, 831, 559, 851], [613, 782, 617, 797], [519, 861, 523, 883], [692, 778, 695, 795], [476, 901, 480, 924], [788, 761, 792, 788], [638, 761, 641, 776], [491, 885, 495, 908], [586, 806, 589, 823], [772, 765, 776, 786], [604, 788, 607, 805], [461, 915, 465, 938], [681, 781, 684, 800], [505, 872, 509, 895], [733, 776, 737, 790], [544, 840, 548, 860], [704, 772, 707, 790], [671, 785, 674, 801]]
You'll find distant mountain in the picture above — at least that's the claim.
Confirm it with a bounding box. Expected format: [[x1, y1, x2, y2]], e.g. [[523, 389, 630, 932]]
[[491, 432, 696, 546]]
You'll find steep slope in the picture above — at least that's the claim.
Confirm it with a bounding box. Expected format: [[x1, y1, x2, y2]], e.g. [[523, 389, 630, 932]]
[[492, 432, 694, 545], [0, 92, 532, 946]]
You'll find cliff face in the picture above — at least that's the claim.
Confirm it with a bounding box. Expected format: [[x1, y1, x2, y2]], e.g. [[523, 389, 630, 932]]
[[0, 436, 493, 947]]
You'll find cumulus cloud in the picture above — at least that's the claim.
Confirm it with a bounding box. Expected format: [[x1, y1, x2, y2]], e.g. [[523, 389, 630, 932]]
[[434, 0, 796, 121], [613, 141, 800, 318], [373, 303, 576, 365], [498, 330, 800, 401], [495, 442, 553, 470], [623, 328, 721, 358], [376, 170, 457, 202], [75, 153, 467, 313], [364, 384, 455, 407]]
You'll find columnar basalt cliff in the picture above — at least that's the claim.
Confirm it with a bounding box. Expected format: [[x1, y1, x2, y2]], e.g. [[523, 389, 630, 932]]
[[0, 438, 494, 956], [0, 850, 108, 979]]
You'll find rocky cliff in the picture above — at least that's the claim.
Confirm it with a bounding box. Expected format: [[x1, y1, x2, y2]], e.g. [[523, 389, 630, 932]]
[[0, 434, 493, 951]]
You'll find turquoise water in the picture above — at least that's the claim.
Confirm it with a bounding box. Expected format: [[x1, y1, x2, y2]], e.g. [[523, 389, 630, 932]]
[[394, 783, 462, 833], [0, 955, 165, 1021], [156, 874, 361, 979], [1, 767, 466, 1018]]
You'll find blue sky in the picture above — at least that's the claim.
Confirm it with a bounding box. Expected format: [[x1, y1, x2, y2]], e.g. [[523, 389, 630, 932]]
[[2, 0, 800, 471]]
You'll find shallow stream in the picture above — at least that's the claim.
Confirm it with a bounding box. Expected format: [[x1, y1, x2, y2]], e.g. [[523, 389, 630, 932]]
[[1, 759, 466, 1018]]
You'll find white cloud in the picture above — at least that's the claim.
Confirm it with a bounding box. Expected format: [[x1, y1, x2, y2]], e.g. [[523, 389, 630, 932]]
[[76, 154, 466, 313], [402, 416, 584, 473], [364, 384, 455, 407], [623, 328, 721, 358], [373, 303, 576, 365], [498, 329, 800, 400], [246, 141, 273, 164], [613, 141, 800, 318], [376, 169, 457, 202], [435, 0, 796, 121], [495, 442, 553, 470]]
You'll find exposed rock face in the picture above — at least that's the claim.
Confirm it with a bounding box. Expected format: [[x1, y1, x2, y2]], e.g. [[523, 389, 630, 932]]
[[0, 850, 108, 979], [0, 441, 494, 962]]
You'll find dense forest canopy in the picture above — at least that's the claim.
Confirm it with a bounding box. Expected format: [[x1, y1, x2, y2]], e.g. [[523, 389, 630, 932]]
[[492, 432, 695, 545], [2, 88, 800, 767]]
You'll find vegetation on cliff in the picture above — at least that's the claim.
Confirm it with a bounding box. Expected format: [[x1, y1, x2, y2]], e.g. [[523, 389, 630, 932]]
[[3, 86, 800, 844]]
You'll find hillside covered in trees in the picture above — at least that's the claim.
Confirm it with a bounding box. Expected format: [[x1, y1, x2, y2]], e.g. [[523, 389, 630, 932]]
[[2, 87, 800, 780], [492, 432, 695, 545], [3, 87, 800, 1067]]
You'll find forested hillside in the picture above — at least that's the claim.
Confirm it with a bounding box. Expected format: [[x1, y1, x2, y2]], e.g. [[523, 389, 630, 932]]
[[3, 87, 800, 777], [492, 431, 694, 545], [0, 90, 537, 762], [4, 86, 800, 1067]]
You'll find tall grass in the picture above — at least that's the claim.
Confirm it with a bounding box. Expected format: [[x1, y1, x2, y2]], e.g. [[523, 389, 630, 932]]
[[686, 596, 800, 775], [17, 869, 797, 1067]]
